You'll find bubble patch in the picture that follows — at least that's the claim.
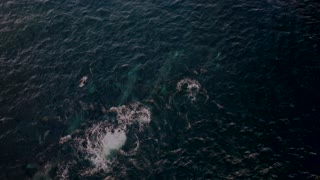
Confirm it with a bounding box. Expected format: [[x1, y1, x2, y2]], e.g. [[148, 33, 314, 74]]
[[176, 78, 202, 102], [109, 102, 151, 127], [59, 102, 151, 177], [74, 123, 127, 174]]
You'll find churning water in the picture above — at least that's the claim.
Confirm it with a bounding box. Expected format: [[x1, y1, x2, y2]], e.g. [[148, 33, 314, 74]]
[[0, 0, 320, 179]]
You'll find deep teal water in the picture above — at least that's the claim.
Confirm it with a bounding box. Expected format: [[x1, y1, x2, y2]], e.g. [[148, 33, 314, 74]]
[[0, 0, 320, 179]]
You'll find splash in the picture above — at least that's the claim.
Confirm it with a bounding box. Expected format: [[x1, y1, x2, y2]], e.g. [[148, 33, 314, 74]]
[[56, 161, 75, 180], [176, 78, 202, 102], [59, 135, 71, 145], [79, 76, 88, 87], [109, 102, 151, 127], [74, 123, 127, 173], [59, 102, 151, 176]]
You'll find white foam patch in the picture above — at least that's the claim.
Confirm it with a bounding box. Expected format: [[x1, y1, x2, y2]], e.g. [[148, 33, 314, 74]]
[[109, 102, 151, 127], [59, 135, 72, 145], [75, 123, 127, 174], [56, 161, 75, 180], [79, 76, 88, 87], [62, 102, 151, 176], [176, 78, 201, 101]]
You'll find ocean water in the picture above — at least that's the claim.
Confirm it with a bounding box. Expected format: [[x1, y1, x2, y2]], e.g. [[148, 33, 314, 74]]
[[0, 0, 320, 179]]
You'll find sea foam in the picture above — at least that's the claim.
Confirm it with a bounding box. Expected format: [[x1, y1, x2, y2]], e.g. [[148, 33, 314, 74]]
[[176, 78, 202, 102], [60, 102, 151, 176]]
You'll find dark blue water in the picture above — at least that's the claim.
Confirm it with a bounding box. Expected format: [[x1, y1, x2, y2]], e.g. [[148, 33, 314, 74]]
[[1, 0, 320, 179]]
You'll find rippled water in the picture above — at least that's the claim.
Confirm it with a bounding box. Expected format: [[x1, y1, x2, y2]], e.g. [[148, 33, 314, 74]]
[[1, 0, 320, 179]]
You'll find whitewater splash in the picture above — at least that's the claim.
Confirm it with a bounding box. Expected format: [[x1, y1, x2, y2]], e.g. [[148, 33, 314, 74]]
[[169, 78, 209, 104], [74, 124, 127, 174], [109, 102, 151, 128], [59, 102, 151, 176], [79, 76, 88, 87], [176, 78, 202, 102]]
